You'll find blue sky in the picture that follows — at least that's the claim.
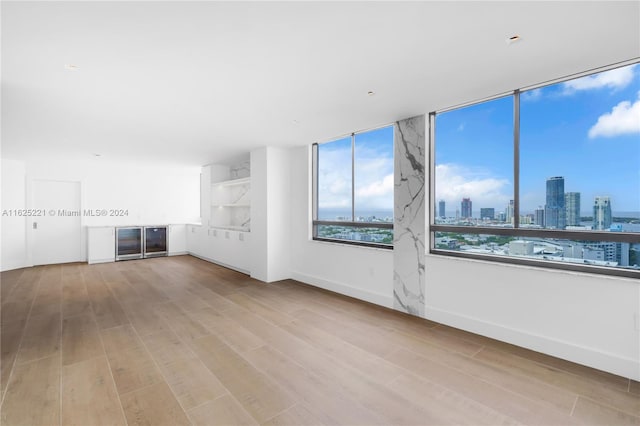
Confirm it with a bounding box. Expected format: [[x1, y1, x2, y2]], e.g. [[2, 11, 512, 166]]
[[436, 63, 640, 215], [317, 126, 394, 219]]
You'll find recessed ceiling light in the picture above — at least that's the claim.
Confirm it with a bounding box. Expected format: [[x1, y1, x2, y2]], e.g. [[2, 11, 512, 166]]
[[367, 91, 375, 96], [65, 64, 79, 71], [506, 35, 521, 45], [93, 153, 102, 157]]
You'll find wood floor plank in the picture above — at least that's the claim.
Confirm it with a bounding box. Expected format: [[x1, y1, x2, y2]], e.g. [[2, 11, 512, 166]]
[[154, 302, 210, 341], [262, 403, 326, 426], [4, 269, 41, 305], [224, 307, 443, 425], [140, 329, 182, 353], [1, 301, 32, 325], [3, 257, 637, 426], [387, 373, 522, 425], [183, 283, 236, 312], [188, 307, 265, 352], [146, 337, 227, 410], [187, 395, 258, 426], [120, 270, 170, 304], [190, 334, 295, 423], [385, 348, 579, 425], [106, 344, 164, 395], [280, 319, 404, 386], [29, 273, 62, 317], [121, 303, 172, 337], [572, 396, 640, 425], [16, 312, 61, 364], [99, 325, 165, 395], [1, 319, 26, 398], [120, 381, 191, 426], [435, 323, 631, 393], [291, 308, 397, 358], [104, 279, 143, 305], [62, 313, 103, 366], [0, 268, 25, 300], [225, 292, 296, 325], [475, 346, 640, 417], [1, 355, 60, 426], [62, 273, 92, 318], [100, 324, 143, 356], [243, 345, 387, 426], [62, 356, 126, 426]]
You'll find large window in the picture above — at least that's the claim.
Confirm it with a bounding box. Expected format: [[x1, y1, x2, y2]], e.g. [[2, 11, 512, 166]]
[[432, 62, 640, 277], [313, 125, 394, 248]]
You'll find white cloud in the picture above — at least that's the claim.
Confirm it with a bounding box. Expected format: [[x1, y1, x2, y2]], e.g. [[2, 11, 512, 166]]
[[588, 92, 640, 138], [521, 88, 542, 102], [436, 163, 511, 211], [317, 143, 394, 211], [357, 174, 393, 198], [563, 65, 636, 94]]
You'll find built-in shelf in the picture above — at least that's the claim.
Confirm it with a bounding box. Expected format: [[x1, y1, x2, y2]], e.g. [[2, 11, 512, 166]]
[[212, 176, 250, 187], [211, 175, 251, 232], [211, 225, 250, 232]]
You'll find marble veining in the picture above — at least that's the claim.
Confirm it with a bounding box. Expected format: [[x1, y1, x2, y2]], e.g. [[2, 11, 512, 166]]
[[230, 161, 250, 179], [393, 115, 426, 317], [229, 184, 250, 205]]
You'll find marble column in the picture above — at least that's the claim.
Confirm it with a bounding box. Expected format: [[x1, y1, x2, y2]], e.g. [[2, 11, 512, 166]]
[[393, 115, 426, 317]]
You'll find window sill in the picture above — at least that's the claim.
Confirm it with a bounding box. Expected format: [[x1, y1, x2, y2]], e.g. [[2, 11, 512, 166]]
[[427, 249, 640, 281]]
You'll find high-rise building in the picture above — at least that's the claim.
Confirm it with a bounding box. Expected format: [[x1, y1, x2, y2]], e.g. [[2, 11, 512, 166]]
[[565, 192, 581, 226], [438, 200, 445, 218], [505, 200, 515, 224], [593, 196, 612, 230], [534, 206, 545, 227], [545, 176, 565, 229], [461, 198, 472, 218], [480, 208, 494, 220]]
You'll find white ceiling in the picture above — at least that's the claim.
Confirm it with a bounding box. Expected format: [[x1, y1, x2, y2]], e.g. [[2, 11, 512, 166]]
[[2, 1, 639, 166]]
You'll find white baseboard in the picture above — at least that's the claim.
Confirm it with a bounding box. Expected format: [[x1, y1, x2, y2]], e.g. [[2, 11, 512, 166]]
[[169, 251, 189, 256], [188, 252, 250, 275], [290, 270, 393, 309], [426, 305, 640, 381], [0, 260, 30, 272]]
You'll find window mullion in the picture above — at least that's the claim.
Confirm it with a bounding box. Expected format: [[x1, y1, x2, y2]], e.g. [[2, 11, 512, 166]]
[[351, 133, 355, 222], [513, 90, 520, 229]]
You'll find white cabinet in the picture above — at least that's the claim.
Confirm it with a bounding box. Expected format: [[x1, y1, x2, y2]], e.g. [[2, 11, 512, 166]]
[[211, 177, 251, 231], [186, 224, 205, 258], [197, 161, 252, 275], [88, 227, 115, 264], [168, 224, 187, 255], [200, 166, 212, 226], [207, 228, 250, 273]]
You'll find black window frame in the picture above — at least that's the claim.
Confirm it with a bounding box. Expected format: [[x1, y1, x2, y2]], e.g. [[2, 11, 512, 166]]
[[429, 60, 640, 279], [312, 126, 394, 250]]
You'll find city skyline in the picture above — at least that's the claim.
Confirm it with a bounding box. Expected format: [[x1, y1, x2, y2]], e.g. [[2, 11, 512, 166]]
[[435, 63, 640, 213]]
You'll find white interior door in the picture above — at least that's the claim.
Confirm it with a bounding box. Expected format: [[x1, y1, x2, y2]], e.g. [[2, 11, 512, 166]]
[[32, 179, 82, 265]]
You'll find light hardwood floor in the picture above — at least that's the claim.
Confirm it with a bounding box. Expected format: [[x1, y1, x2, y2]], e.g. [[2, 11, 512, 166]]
[[1, 255, 638, 425]]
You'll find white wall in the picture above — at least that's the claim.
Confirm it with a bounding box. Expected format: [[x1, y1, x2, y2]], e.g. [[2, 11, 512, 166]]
[[289, 146, 394, 307], [1, 157, 200, 270], [25, 158, 200, 227], [287, 144, 640, 380], [425, 255, 640, 380], [1, 159, 28, 271], [250, 147, 292, 283]]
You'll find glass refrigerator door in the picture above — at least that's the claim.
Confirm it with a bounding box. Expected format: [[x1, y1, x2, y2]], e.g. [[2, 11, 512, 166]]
[[116, 227, 143, 259], [144, 227, 167, 256]]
